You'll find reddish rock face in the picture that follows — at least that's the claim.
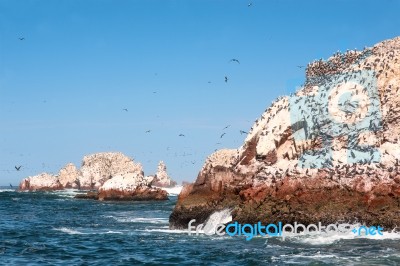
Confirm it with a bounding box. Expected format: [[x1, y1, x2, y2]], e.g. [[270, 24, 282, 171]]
[[170, 37, 400, 230], [170, 160, 400, 230]]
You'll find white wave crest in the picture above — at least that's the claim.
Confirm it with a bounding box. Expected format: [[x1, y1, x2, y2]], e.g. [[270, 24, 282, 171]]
[[50, 189, 83, 198], [54, 227, 85, 235], [0, 189, 15, 193], [278, 227, 400, 245], [54, 227, 124, 235], [155, 186, 183, 196], [137, 228, 189, 234], [113, 217, 168, 224]]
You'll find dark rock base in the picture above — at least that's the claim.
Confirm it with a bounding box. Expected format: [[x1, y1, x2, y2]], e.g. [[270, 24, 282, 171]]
[[75, 187, 168, 201], [75, 191, 99, 200], [169, 177, 400, 230]]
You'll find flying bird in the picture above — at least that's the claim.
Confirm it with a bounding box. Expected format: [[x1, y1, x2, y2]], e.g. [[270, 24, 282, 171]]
[[179, 134, 185, 137], [15, 166, 22, 171], [297, 66, 305, 69], [9, 183, 13, 188], [18, 37, 25, 41], [145, 130, 151, 133], [225, 76, 228, 83], [248, 3, 253, 7], [223, 125, 231, 130], [229, 59, 240, 64], [122, 108, 128, 112], [220, 133, 226, 138], [240, 130, 248, 135]]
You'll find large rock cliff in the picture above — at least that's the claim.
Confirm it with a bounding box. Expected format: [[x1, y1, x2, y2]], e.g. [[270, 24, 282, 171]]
[[170, 37, 400, 229]]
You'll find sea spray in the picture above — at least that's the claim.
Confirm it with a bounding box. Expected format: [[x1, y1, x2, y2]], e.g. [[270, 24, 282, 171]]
[[202, 209, 232, 235]]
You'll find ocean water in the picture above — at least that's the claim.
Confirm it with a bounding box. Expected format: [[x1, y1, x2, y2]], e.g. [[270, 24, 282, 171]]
[[1, 187, 400, 265]]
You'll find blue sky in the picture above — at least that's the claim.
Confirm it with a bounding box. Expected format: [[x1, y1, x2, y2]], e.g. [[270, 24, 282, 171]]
[[1, 0, 399, 185]]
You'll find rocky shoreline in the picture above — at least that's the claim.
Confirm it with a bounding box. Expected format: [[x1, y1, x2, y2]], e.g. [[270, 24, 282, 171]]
[[169, 37, 400, 230]]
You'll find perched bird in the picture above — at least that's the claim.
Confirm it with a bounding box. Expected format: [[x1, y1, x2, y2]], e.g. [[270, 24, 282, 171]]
[[229, 59, 240, 64], [18, 37, 25, 41], [220, 133, 226, 138], [223, 125, 231, 130], [145, 130, 151, 133], [225, 76, 228, 83], [122, 108, 128, 112], [15, 166, 22, 171], [179, 134, 185, 137], [240, 130, 248, 135]]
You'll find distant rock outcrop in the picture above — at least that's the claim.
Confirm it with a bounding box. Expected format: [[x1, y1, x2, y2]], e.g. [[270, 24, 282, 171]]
[[170, 37, 400, 230], [18, 152, 169, 201], [150, 161, 177, 188]]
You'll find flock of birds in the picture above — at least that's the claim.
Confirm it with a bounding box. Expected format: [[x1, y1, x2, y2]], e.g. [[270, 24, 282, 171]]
[[8, 47, 300, 176], [112, 55, 254, 168], [118, 57, 253, 140], [11, 11, 310, 180], [9, 54, 251, 178]]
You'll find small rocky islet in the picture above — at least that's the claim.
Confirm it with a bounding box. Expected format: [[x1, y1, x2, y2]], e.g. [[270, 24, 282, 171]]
[[19, 152, 177, 201]]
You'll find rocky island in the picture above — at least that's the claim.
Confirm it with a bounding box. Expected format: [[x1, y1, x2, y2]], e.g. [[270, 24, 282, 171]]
[[18, 152, 177, 201], [170, 37, 400, 230]]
